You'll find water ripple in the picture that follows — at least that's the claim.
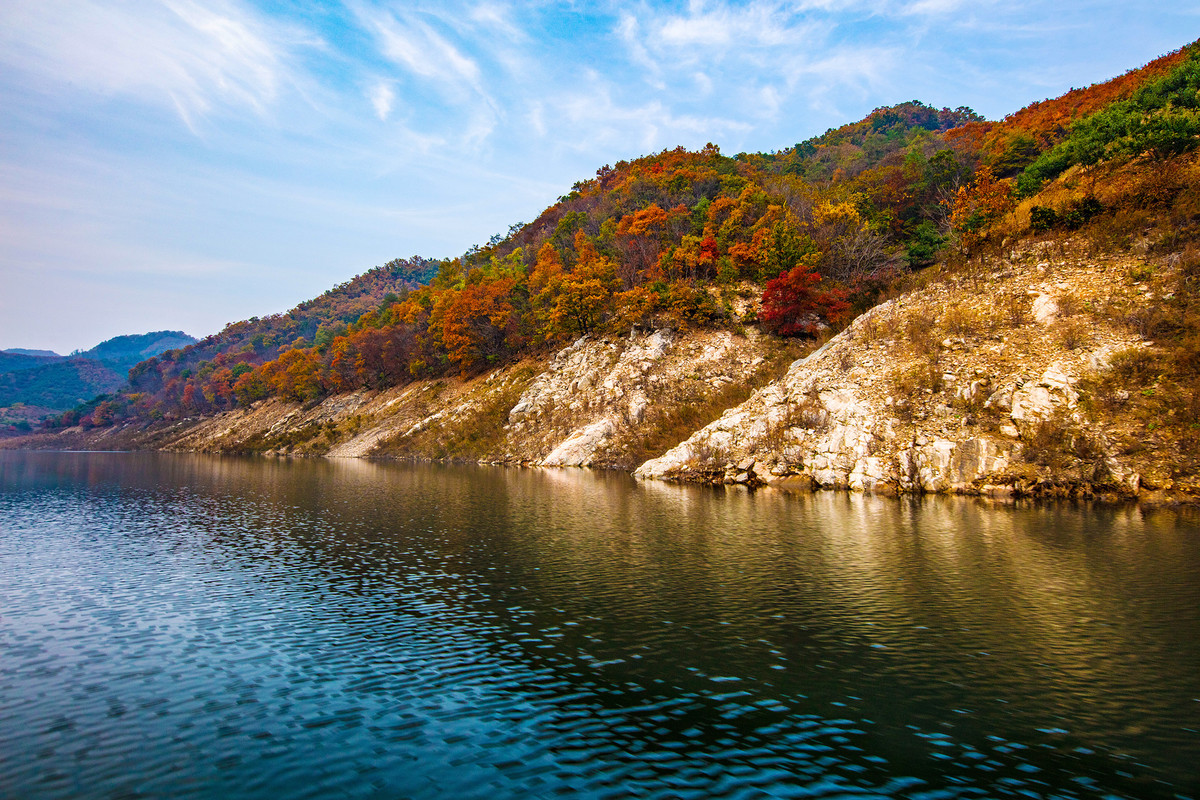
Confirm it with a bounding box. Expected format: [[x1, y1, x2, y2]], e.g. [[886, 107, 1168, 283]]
[[1, 452, 1198, 799]]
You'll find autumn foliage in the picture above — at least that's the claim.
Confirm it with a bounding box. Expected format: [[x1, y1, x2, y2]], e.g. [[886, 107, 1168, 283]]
[[761, 264, 850, 337], [49, 40, 1200, 431]]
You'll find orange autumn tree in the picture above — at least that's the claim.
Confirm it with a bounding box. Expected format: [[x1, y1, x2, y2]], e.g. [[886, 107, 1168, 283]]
[[552, 232, 618, 337], [264, 349, 325, 402], [527, 241, 566, 342], [440, 276, 519, 374], [947, 166, 1013, 257]]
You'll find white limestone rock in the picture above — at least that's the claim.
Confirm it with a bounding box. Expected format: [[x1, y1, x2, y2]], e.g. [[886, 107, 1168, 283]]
[[541, 419, 615, 466]]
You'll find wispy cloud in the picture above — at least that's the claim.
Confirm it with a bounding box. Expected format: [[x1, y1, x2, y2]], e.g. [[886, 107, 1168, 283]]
[[369, 80, 396, 120], [0, 0, 309, 131], [621, 1, 827, 72], [366, 11, 483, 91], [468, 3, 528, 42], [351, 3, 508, 148], [541, 75, 753, 154]]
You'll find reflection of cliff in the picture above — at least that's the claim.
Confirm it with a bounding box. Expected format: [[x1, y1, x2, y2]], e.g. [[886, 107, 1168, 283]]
[[7, 452, 1197, 796]]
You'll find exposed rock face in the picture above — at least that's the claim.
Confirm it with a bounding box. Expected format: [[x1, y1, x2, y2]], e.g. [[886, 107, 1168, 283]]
[[13, 245, 1195, 504], [497, 328, 776, 466], [541, 419, 614, 466], [39, 328, 787, 471], [635, 249, 1154, 500]]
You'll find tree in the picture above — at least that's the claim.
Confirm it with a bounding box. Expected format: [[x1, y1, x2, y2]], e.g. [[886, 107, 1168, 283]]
[[551, 231, 618, 337], [440, 278, 518, 374], [233, 368, 272, 406], [947, 166, 1013, 257], [266, 349, 324, 402], [760, 261, 850, 337]]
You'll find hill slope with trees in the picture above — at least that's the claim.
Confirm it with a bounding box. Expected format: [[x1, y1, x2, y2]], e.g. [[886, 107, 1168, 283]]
[[22, 38, 1200, 500]]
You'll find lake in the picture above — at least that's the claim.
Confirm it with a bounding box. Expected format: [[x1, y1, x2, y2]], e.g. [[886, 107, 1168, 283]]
[[1, 451, 1198, 799]]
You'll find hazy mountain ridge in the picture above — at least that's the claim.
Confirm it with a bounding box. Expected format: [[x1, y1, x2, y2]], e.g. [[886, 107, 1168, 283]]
[[0, 351, 61, 374], [0, 330, 198, 431], [77, 331, 197, 367]]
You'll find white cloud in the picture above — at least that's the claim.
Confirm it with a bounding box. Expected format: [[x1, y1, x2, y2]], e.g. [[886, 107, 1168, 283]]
[[617, 13, 658, 72], [0, 0, 305, 131], [353, 3, 506, 149], [369, 81, 396, 120], [544, 77, 753, 154], [468, 3, 528, 42], [902, 0, 971, 15], [363, 8, 483, 93], [630, 1, 822, 60]]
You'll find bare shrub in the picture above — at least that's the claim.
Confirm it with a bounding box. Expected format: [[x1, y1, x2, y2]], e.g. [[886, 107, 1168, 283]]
[[1055, 317, 1091, 351], [1021, 415, 1108, 478], [1000, 293, 1029, 327], [892, 364, 943, 397], [1108, 347, 1159, 385], [1055, 291, 1082, 317], [943, 303, 983, 337], [789, 390, 831, 432], [905, 312, 941, 364]]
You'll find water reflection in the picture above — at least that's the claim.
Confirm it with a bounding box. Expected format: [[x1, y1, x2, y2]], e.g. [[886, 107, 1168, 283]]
[[1, 452, 1198, 799]]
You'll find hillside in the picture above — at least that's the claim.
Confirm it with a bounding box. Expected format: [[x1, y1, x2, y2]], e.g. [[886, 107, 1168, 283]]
[[0, 331, 199, 432], [0, 351, 61, 375], [15, 39, 1200, 500], [79, 331, 196, 367], [46, 99, 991, 430], [0, 359, 124, 414]]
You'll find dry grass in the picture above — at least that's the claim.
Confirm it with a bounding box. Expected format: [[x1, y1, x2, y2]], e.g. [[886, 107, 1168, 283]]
[[375, 366, 536, 461]]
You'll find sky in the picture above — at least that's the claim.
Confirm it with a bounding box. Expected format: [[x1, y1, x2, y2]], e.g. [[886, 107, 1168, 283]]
[[0, 1, 1195, 354]]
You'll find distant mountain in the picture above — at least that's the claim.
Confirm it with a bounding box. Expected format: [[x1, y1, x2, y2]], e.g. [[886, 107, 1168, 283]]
[[0, 331, 198, 428], [0, 358, 124, 410], [77, 331, 196, 369], [2, 348, 61, 358], [0, 351, 62, 376]]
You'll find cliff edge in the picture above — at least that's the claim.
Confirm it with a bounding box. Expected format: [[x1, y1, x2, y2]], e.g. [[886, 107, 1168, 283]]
[[636, 244, 1197, 503]]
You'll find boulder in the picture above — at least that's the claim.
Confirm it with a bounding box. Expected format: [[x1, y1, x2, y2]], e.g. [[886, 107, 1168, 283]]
[[541, 419, 615, 466]]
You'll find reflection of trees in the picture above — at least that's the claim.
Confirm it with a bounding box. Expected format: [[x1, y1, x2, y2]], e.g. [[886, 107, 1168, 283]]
[[10, 452, 1197, 797]]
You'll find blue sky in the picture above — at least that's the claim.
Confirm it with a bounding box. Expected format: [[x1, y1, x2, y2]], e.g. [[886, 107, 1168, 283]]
[[0, 1, 1195, 354]]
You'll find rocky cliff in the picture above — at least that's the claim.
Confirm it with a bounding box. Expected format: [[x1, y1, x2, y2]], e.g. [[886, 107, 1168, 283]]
[[636, 244, 1196, 503], [27, 327, 802, 472]]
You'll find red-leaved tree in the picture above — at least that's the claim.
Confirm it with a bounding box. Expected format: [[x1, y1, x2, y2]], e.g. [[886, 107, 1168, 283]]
[[760, 265, 850, 337]]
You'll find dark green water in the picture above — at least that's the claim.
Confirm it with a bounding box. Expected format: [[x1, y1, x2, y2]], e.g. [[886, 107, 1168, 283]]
[[1, 451, 1198, 799]]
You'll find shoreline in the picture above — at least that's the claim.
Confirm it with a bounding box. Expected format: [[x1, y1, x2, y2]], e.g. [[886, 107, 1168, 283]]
[[5, 439, 1197, 507]]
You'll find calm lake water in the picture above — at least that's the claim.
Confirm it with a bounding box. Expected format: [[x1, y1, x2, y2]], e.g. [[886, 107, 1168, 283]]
[[1, 452, 1198, 800]]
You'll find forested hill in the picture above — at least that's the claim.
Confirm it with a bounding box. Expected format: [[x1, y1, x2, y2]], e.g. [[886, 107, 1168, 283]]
[[78, 331, 196, 367], [1, 331, 197, 428], [50, 38, 1200, 432]]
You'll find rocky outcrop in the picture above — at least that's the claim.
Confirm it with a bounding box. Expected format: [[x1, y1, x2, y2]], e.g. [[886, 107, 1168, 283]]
[[22, 327, 794, 471], [498, 328, 778, 466], [635, 248, 1158, 501]]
